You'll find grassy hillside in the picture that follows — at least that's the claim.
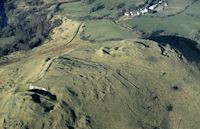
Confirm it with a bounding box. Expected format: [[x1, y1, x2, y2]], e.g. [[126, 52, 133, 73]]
[[0, 1, 200, 129], [0, 36, 200, 128]]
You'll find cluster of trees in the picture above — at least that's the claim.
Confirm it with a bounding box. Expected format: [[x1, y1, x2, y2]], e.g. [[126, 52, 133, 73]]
[[81, 0, 141, 20], [192, 30, 200, 41], [145, 0, 160, 7], [0, 0, 62, 56], [23, 0, 44, 6], [0, 13, 50, 55], [0, 0, 8, 28], [80, 1, 128, 20], [89, 2, 105, 13]]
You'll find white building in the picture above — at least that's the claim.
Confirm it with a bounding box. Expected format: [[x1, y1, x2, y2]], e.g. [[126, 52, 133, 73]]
[[130, 11, 141, 16], [140, 8, 148, 14], [164, 3, 169, 7], [130, 11, 134, 16], [137, 11, 141, 16], [124, 12, 130, 16], [29, 85, 48, 91], [149, 4, 158, 10]]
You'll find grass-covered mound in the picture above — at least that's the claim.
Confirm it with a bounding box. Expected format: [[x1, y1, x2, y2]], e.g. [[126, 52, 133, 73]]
[[0, 38, 200, 129]]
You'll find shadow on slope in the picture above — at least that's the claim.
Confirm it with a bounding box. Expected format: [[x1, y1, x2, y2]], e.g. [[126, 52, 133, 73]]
[[0, 0, 8, 27], [0, 0, 63, 57], [28, 89, 57, 101], [146, 35, 200, 63]]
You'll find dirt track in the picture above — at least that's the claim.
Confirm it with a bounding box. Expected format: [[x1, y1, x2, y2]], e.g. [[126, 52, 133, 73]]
[[0, 20, 84, 68]]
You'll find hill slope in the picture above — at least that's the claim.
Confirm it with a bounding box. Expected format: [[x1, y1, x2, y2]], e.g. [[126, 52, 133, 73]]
[[0, 1, 200, 129], [0, 31, 199, 128]]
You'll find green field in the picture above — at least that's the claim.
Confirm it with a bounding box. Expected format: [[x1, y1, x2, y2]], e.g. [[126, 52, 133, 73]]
[[56, 0, 200, 44], [158, 0, 194, 16], [57, 0, 144, 20], [184, 0, 200, 16], [80, 20, 139, 41], [120, 14, 200, 36], [94, 0, 144, 8], [57, 2, 90, 18], [117, 0, 200, 44]]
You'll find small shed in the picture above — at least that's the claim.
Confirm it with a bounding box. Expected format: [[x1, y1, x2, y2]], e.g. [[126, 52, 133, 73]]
[[140, 8, 148, 14], [124, 12, 130, 16], [149, 4, 158, 10]]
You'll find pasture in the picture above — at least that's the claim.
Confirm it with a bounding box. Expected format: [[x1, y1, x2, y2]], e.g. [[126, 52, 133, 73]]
[[80, 20, 139, 41]]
